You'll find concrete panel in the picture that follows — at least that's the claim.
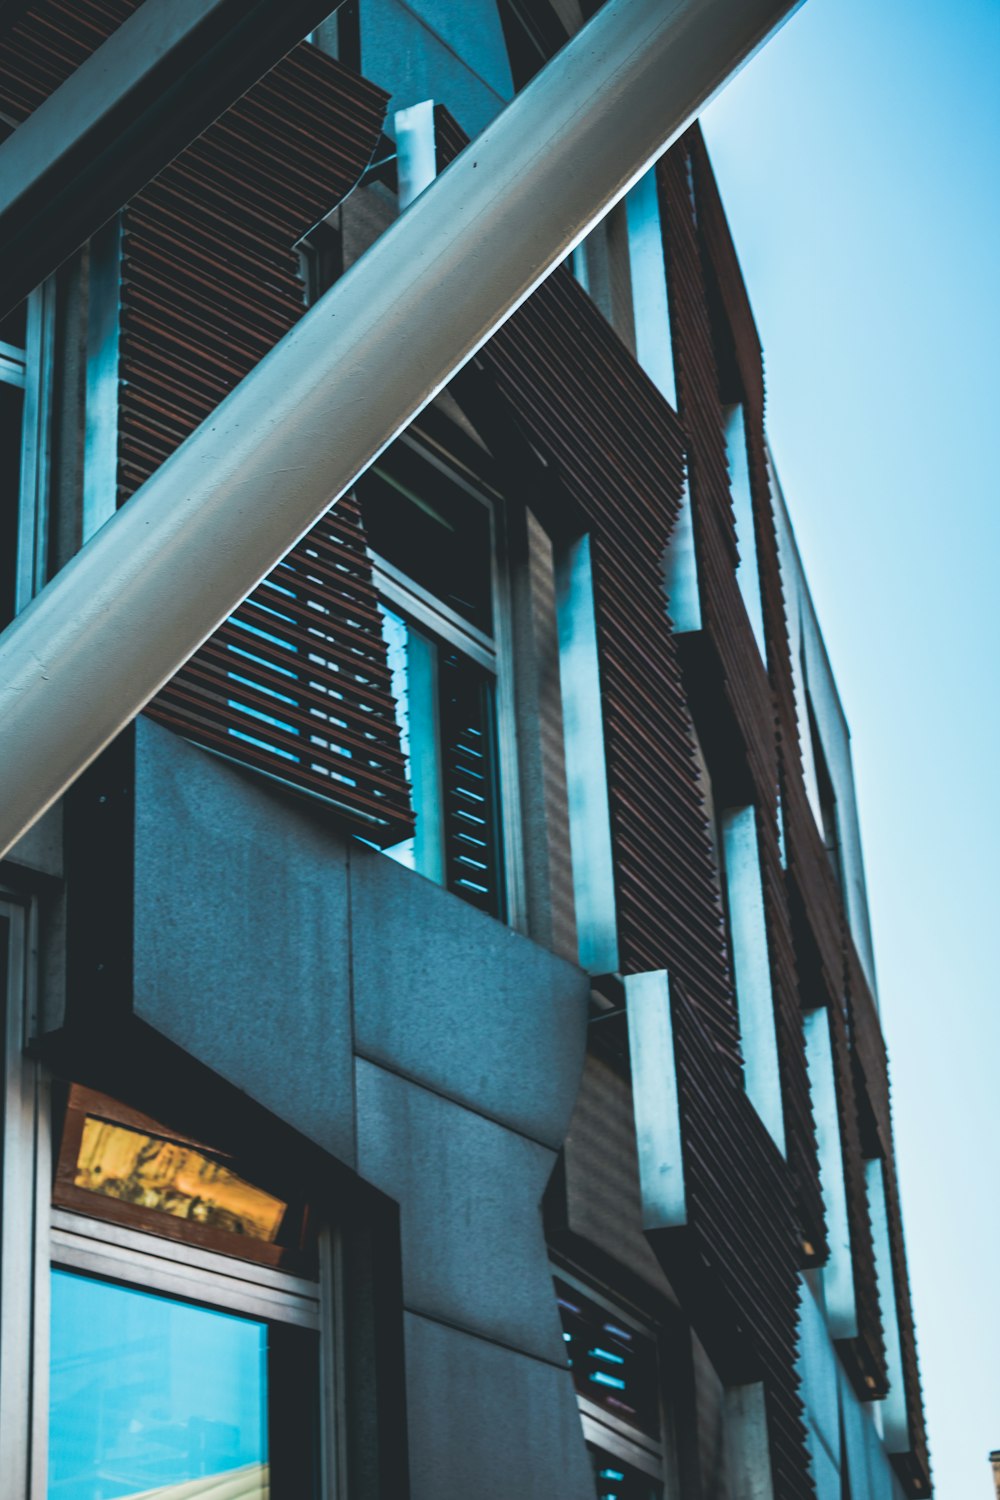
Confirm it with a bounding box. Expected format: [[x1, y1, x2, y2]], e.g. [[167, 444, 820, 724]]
[[808, 1439, 841, 1500], [362, 0, 509, 138], [797, 1273, 840, 1467], [403, 1311, 594, 1500], [840, 1364, 902, 1500], [350, 841, 589, 1147], [356, 1059, 564, 1363], [5, 804, 63, 878], [131, 719, 356, 1166]]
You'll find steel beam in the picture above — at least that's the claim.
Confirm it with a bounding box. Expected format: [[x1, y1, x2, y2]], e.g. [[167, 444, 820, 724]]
[[0, 0, 343, 318], [0, 0, 804, 859]]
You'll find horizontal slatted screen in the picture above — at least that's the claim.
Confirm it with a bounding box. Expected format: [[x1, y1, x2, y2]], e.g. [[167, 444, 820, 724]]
[[660, 133, 826, 1267], [681, 128, 919, 1447], [0, 2, 411, 843], [433, 109, 814, 1498], [121, 51, 411, 842], [0, 0, 138, 126]]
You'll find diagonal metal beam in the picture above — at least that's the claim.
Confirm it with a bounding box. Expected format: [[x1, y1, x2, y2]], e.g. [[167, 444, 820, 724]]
[[0, 0, 344, 318], [0, 0, 804, 860]]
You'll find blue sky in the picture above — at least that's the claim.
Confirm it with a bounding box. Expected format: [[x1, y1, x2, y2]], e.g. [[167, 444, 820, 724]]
[[702, 1, 1000, 1495]]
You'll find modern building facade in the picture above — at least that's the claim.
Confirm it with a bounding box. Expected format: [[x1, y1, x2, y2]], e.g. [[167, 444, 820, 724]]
[[0, 2, 931, 1498]]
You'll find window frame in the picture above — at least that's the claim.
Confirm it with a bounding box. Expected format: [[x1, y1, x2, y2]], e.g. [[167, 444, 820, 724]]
[[554, 1265, 671, 1493], [364, 426, 526, 929], [0, 892, 348, 1500], [1, 280, 56, 626]]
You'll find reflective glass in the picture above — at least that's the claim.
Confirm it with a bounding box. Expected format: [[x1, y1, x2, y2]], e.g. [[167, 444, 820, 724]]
[[49, 1271, 268, 1500], [71, 1115, 286, 1243]]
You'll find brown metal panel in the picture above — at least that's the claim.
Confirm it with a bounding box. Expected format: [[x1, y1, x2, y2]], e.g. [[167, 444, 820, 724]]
[[659, 133, 825, 1270]]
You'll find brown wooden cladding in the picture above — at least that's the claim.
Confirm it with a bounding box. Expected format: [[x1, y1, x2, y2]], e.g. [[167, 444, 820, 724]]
[[435, 107, 813, 1498], [1, 3, 411, 844], [669, 978, 813, 1497], [0, 0, 137, 126], [114, 50, 411, 842], [683, 129, 931, 1440], [127, 55, 409, 842], [883, 1150, 933, 1495], [658, 135, 824, 1267]]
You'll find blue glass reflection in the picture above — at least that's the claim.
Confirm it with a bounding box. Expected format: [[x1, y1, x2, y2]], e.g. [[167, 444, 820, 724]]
[[49, 1271, 268, 1499], [381, 606, 416, 871]]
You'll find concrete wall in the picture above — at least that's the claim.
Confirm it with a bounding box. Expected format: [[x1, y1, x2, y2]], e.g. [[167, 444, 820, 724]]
[[127, 717, 594, 1500], [358, 0, 513, 138], [797, 1273, 909, 1500]]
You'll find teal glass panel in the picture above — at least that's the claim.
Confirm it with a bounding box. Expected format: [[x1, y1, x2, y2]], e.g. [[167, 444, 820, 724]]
[[48, 1271, 268, 1499]]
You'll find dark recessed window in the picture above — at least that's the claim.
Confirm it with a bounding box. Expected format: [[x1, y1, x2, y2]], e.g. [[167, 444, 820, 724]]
[[556, 1278, 660, 1439], [555, 1275, 666, 1498], [358, 436, 506, 918], [360, 441, 493, 637], [589, 1445, 662, 1500]]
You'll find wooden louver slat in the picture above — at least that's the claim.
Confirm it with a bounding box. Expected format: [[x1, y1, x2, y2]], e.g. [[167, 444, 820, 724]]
[[0, 3, 411, 844], [432, 106, 814, 1498], [116, 45, 410, 842]]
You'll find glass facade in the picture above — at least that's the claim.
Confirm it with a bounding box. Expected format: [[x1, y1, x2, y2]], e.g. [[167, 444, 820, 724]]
[[49, 1272, 269, 1500]]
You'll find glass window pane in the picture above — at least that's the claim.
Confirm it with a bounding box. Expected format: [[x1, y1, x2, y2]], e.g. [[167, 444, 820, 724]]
[[49, 1272, 268, 1500], [589, 1445, 661, 1500], [358, 444, 493, 636], [556, 1278, 660, 1439], [71, 1115, 287, 1243], [1, 380, 24, 628]]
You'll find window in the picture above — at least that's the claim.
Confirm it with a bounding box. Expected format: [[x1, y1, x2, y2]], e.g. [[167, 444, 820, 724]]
[[0, 897, 337, 1500], [719, 804, 785, 1155], [0, 301, 27, 627], [48, 1273, 314, 1499], [1, 288, 51, 628], [571, 204, 636, 354], [806, 690, 843, 893], [555, 1273, 668, 1499], [722, 401, 766, 661], [48, 1090, 324, 1500], [624, 170, 676, 409], [357, 432, 509, 918]]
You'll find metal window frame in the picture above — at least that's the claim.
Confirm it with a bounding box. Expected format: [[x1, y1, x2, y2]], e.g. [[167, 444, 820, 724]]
[[554, 1265, 669, 1489], [366, 438, 527, 930], [0, 892, 347, 1500], [1, 282, 56, 618], [0, 893, 50, 1499]]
